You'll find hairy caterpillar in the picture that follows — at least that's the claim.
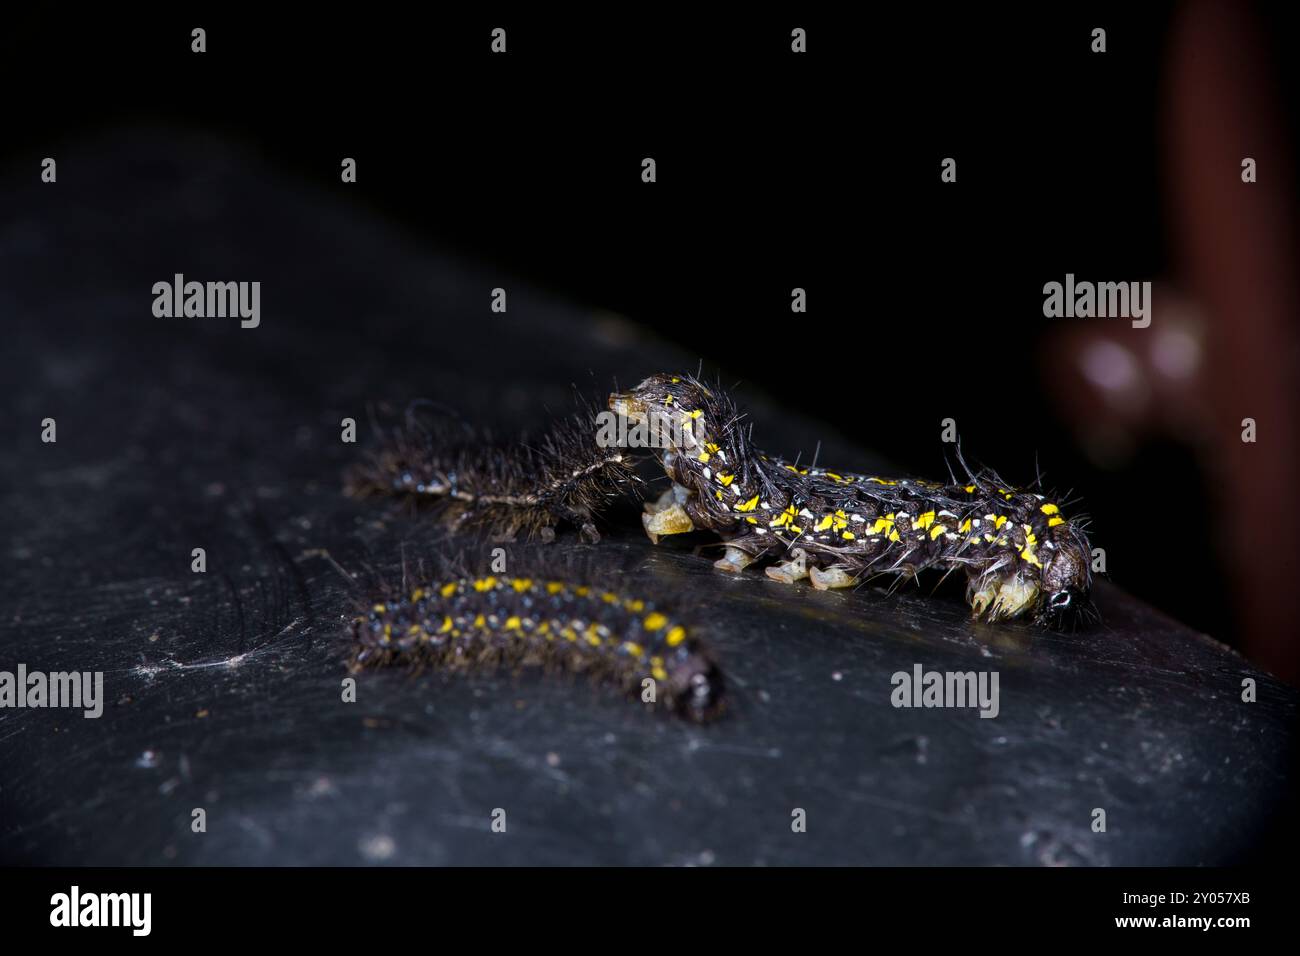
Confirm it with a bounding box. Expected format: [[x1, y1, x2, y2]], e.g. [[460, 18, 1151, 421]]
[[345, 403, 640, 544], [608, 373, 1095, 626], [349, 568, 725, 722]]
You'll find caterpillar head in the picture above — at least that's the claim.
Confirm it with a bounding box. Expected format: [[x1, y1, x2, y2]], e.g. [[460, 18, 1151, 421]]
[[608, 373, 722, 457], [1037, 520, 1094, 626], [667, 649, 727, 722]]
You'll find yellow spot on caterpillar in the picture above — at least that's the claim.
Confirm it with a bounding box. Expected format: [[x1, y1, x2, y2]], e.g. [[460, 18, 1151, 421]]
[[505, 616, 522, 630], [546, 581, 565, 595], [958, 518, 972, 533], [652, 666, 669, 681], [697, 451, 711, 463], [842, 531, 855, 541], [888, 530, 901, 543], [688, 409, 702, 420], [666, 626, 686, 646], [735, 494, 760, 512], [746, 516, 758, 525], [410, 588, 425, 601], [671, 377, 680, 383], [473, 577, 498, 592], [993, 515, 1008, 529], [715, 490, 724, 500], [914, 511, 936, 530], [718, 473, 735, 487], [1048, 516, 1065, 527], [408, 623, 420, 634], [511, 578, 532, 592], [930, 524, 947, 540], [585, 632, 602, 647], [815, 515, 834, 532], [440, 582, 458, 598], [964, 484, 976, 493], [473, 614, 486, 628], [574, 586, 590, 596], [624, 598, 645, 612], [439, 616, 453, 633], [771, 505, 797, 529], [643, 612, 668, 631], [372, 603, 386, 613], [790, 524, 803, 533], [665, 394, 674, 404], [1041, 503, 1060, 515], [1019, 530, 1043, 568], [624, 642, 644, 657], [705, 442, 720, 454], [602, 592, 618, 603], [871, 515, 895, 534]]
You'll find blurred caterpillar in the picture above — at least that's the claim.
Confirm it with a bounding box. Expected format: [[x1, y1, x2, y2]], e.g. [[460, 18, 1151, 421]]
[[346, 402, 640, 544], [350, 570, 725, 722], [609, 373, 1096, 627]]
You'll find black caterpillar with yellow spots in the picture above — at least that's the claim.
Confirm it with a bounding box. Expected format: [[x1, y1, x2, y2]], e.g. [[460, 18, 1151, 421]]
[[345, 403, 639, 544], [609, 373, 1095, 627], [351, 570, 725, 722]]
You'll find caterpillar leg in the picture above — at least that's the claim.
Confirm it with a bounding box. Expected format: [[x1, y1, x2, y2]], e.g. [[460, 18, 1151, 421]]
[[713, 545, 756, 574], [809, 564, 856, 590], [969, 573, 1039, 621], [765, 548, 810, 584], [642, 503, 696, 543]]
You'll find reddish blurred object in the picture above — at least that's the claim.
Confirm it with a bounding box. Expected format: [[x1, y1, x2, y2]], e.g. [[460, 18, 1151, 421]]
[[1044, 0, 1300, 683], [1047, 287, 1210, 467]]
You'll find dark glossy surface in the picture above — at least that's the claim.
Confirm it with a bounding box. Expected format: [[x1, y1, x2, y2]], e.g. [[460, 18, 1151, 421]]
[[1, 135, 1295, 865]]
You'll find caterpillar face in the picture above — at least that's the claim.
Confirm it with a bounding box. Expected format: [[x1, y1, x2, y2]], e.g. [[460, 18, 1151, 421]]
[[1037, 521, 1093, 625], [614, 371, 1098, 629]]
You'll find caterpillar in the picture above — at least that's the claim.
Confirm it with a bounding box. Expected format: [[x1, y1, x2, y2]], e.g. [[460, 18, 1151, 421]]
[[608, 373, 1095, 626], [345, 402, 640, 544], [349, 567, 726, 722]]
